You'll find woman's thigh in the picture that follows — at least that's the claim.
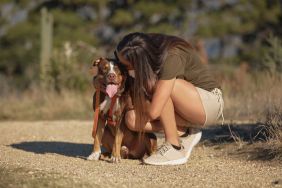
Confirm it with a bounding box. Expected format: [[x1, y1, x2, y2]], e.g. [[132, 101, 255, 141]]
[[125, 79, 222, 130], [125, 79, 206, 128], [171, 79, 206, 126]]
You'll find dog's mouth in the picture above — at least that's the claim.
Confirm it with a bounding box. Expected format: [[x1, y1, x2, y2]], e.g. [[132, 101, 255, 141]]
[[105, 83, 119, 98], [107, 81, 118, 85]]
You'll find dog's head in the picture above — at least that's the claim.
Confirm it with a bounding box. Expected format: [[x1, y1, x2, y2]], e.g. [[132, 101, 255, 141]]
[[91, 57, 127, 98]]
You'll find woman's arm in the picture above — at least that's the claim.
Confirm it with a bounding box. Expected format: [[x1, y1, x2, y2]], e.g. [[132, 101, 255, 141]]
[[146, 78, 176, 120]]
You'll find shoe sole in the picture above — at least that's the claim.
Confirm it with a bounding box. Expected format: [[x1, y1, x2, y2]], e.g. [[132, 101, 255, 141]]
[[183, 131, 202, 160], [143, 157, 187, 166]]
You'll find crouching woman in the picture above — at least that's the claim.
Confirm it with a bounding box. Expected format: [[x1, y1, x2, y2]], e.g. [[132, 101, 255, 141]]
[[115, 32, 224, 165]]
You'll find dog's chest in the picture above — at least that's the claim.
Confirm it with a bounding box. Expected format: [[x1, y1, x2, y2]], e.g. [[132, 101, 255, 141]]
[[100, 96, 120, 116]]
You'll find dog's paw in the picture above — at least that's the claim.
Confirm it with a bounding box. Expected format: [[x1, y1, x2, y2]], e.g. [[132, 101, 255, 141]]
[[87, 151, 101, 161], [120, 146, 129, 159], [110, 156, 121, 163]]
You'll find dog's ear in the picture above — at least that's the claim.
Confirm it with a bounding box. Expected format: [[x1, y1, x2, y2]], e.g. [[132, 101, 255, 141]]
[[92, 57, 103, 66], [90, 57, 103, 76]]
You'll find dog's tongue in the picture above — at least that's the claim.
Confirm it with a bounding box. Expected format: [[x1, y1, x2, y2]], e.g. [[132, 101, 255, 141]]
[[106, 84, 118, 98]]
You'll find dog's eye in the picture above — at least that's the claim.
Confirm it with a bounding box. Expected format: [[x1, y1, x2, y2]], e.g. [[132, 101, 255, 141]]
[[104, 64, 110, 70], [114, 66, 121, 74], [102, 64, 109, 72]]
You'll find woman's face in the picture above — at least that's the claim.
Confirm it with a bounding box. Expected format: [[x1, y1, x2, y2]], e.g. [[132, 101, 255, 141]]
[[115, 51, 134, 71], [115, 51, 136, 78]]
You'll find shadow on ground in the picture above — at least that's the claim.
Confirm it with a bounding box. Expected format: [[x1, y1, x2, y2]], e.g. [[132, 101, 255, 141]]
[[10, 123, 275, 160], [201, 122, 268, 144], [10, 142, 92, 158], [202, 123, 281, 161]]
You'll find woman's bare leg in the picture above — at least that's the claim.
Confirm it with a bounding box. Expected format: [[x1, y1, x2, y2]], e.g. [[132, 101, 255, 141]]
[[126, 99, 181, 146], [125, 79, 205, 145], [158, 97, 180, 146]]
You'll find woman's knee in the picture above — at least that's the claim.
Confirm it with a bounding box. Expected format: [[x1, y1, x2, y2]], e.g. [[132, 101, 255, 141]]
[[125, 110, 137, 131]]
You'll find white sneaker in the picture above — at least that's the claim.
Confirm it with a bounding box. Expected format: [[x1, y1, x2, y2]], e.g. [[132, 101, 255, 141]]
[[143, 141, 187, 166], [180, 128, 202, 160]]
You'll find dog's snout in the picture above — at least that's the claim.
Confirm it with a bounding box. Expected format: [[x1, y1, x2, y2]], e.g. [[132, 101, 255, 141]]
[[107, 73, 116, 81]]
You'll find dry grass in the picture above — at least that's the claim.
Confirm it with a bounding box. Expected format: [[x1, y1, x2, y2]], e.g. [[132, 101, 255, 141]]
[[220, 68, 282, 122], [215, 65, 282, 160], [1, 66, 281, 122], [263, 105, 282, 160], [0, 88, 93, 121]]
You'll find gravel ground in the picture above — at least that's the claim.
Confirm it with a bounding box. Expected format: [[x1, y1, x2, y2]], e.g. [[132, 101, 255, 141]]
[[0, 121, 281, 188]]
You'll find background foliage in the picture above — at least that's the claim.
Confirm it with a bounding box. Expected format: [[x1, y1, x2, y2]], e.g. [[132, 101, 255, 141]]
[[0, 0, 281, 91]]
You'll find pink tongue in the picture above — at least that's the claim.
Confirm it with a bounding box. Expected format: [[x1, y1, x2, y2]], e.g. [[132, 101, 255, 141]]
[[106, 84, 118, 98]]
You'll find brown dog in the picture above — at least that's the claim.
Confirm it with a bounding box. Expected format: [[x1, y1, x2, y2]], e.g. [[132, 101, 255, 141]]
[[87, 57, 156, 163]]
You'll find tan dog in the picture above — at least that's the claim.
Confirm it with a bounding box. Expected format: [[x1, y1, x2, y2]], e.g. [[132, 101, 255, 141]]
[[87, 57, 156, 163]]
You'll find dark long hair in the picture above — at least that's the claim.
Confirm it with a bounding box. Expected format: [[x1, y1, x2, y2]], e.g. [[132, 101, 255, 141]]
[[116, 32, 193, 130]]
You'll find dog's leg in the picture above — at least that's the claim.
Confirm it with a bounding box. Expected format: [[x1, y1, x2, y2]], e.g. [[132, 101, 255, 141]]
[[87, 118, 105, 161], [108, 97, 125, 163], [101, 126, 114, 157], [111, 125, 124, 163], [144, 133, 158, 157]]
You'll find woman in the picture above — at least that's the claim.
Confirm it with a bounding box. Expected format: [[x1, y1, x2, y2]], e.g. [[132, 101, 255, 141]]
[[114, 32, 224, 165]]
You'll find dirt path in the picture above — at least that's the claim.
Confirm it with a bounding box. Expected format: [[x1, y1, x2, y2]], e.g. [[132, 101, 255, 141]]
[[0, 121, 281, 188]]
